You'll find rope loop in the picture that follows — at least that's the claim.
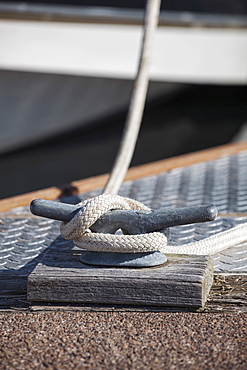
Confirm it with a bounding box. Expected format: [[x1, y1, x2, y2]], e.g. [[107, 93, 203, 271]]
[[60, 194, 247, 255], [60, 194, 167, 253]]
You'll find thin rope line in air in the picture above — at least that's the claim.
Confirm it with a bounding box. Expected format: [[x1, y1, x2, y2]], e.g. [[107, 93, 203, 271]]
[[103, 0, 161, 195]]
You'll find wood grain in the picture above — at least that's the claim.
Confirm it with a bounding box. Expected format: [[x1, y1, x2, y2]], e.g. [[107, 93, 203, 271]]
[[202, 274, 247, 312], [27, 248, 214, 308], [0, 141, 246, 212]]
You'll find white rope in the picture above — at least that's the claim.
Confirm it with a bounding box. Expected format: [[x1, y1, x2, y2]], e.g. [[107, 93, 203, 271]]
[[60, 1, 166, 254], [60, 0, 247, 256], [164, 223, 247, 255], [60, 194, 167, 253], [60, 194, 247, 255], [61, 194, 149, 240], [104, 0, 161, 195]]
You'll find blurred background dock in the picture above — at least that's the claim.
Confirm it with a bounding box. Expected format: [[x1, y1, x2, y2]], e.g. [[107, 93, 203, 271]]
[[0, 0, 246, 199]]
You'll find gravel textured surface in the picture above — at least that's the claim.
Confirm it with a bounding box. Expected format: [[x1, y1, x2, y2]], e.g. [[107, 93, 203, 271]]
[[0, 312, 246, 369]]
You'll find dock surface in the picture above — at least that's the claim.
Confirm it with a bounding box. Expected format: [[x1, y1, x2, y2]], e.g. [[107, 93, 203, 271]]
[[0, 311, 246, 369], [0, 143, 247, 368]]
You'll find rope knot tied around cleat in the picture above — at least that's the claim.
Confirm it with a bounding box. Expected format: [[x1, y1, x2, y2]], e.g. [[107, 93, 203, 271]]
[[60, 194, 168, 253], [60, 194, 247, 256], [32, 0, 247, 257]]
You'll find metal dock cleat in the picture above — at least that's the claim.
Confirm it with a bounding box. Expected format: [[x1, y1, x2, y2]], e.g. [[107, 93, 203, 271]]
[[30, 199, 218, 268]]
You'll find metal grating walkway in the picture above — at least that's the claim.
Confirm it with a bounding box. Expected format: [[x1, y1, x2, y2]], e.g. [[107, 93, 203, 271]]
[[1, 150, 247, 278]]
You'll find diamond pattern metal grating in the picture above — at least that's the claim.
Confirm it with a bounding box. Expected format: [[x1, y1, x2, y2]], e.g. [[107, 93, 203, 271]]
[[1, 151, 247, 277]]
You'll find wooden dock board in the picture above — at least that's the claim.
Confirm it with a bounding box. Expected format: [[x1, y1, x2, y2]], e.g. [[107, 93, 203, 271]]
[[27, 249, 214, 308]]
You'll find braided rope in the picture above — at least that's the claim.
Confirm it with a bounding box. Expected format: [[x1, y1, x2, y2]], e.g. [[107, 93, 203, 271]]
[[60, 1, 171, 254], [104, 0, 161, 194], [60, 194, 247, 255], [164, 223, 247, 255], [60, 194, 167, 253], [60, 0, 247, 256]]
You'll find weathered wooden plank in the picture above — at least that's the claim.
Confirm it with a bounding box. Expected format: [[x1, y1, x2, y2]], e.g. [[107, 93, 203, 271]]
[[202, 274, 247, 312], [0, 277, 27, 294], [0, 276, 29, 309], [1, 274, 246, 312], [27, 249, 214, 307]]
